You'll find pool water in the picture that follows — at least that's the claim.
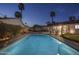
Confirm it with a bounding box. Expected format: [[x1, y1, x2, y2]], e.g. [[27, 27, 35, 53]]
[[0, 34, 79, 55]]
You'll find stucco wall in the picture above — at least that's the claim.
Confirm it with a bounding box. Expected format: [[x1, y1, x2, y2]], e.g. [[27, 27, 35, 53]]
[[0, 18, 24, 27], [48, 24, 79, 35]]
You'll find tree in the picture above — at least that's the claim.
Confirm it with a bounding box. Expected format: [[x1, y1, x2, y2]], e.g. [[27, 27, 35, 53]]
[[32, 25, 42, 32], [0, 23, 22, 39], [0, 23, 6, 39], [18, 3, 24, 19], [18, 3, 25, 26], [15, 11, 22, 18], [69, 16, 76, 21], [50, 11, 55, 23]]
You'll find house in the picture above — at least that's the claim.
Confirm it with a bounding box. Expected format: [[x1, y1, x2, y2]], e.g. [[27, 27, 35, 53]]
[[0, 17, 24, 27], [0, 17, 29, 33], [47, 20, 79, 35]]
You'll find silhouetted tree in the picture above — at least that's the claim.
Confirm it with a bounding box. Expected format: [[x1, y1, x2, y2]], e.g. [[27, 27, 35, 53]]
[[50, 11, 55, 23], [18, 3, 24, 19], [4, 15, 7, 18], [32, 25, 41, 32], [15, 11, 21, 18], [18, 3, 25, 26], [69, 16, 76, 21]]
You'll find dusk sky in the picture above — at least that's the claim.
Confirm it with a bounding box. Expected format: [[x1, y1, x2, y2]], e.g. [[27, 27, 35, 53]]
[[0, 3, 79, 26]]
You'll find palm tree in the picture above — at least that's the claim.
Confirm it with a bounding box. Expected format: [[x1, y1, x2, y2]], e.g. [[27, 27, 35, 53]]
[[50, 11, 55, 24], [15, 11, 21, 18], [18, 3, 24, 19], [18, 3, 25, 27]]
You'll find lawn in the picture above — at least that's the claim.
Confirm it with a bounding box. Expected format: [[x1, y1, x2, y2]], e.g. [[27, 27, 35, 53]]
[[62, 34, 79, 42]]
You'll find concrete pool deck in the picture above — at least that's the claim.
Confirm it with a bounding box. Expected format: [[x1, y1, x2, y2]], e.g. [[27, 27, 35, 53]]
[[0, 34, 79, 55], [0, 33, 29, 50], [50, 34, 79, 51]]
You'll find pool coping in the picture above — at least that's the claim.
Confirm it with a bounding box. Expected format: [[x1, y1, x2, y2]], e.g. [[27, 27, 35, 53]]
[[0, 33, 79, 55], [49, 34, 79, 54], [0, 34, 30, 51]]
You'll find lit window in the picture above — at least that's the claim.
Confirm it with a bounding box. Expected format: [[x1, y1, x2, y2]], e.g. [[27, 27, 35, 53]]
[[75, 25, 79, 29]]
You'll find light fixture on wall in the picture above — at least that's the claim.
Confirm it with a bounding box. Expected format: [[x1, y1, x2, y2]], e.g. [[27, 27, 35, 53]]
[[70, 29, 75, 34]]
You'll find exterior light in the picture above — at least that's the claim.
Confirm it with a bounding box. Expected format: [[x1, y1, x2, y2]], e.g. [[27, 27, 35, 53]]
[[70, 30, 75, 34]]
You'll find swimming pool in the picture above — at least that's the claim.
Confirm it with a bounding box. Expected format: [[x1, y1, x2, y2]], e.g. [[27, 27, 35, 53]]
[[0, 34, 79, 55]]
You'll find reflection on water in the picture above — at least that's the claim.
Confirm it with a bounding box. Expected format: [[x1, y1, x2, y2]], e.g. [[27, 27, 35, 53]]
[[0, 34, 79, 55]]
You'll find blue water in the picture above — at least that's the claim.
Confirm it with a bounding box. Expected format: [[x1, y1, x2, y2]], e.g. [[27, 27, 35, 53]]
[[0, 34, 79, 55]]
